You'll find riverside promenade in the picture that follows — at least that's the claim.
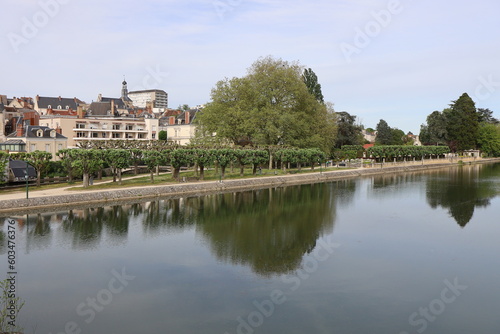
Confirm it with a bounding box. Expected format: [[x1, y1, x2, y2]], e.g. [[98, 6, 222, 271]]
[[0, 157, 498, 214]]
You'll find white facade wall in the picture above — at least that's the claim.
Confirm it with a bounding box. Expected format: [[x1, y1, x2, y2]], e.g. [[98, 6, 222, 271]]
[[40, 116, 159, 147], [128, 90, 168, 109]]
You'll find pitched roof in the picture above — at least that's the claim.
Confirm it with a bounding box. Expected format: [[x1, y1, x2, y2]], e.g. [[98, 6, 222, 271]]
[[100, 97, 126, 109], [9, 160, 36, 178], [87, 102, 116, 116], [36, 96, 82, 110], [7, 125, 67, 139]]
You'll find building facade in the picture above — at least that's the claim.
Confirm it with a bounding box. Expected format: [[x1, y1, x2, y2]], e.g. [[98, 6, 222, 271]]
[[39, 116, 159, 148], [128, 89, 168, 109], [1, 125, 68, 159]]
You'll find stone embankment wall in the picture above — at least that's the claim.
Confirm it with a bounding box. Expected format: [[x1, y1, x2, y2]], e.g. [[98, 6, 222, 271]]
[[1, 159, 498, 214]]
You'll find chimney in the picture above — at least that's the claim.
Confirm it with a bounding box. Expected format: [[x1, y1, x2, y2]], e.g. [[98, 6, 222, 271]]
[[169, 116, 175, 125], [111, 100, 115, 115], [58, 96, 62, 101], [56, 125, 62, 135], [77, 105, 84, 119], [98, 93, 102, 102], [36, 95, 40, 101], [185, 111, 190, 124], [16, 122, 24, 137]]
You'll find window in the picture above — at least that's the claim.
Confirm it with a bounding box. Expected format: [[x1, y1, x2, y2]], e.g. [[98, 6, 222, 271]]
[[92, 132, 98, 138], [37, 129, 43, 137], [137, 133, 145, 139], [102, 133, 107, 138], [30, 144, 36, 151], [112, 133, 121, 138], [66, 105, 70, 109], [126, 125, 133, 130], [76, 123, 86, 129], [47, 105, 52, 109], [77, 132, 86, 138], [58, 144, 63, 151], [112, 124, 121, 130], [57, 105, 62, 109], [45, 144, 51, 152], [152, 133, 156, 139]]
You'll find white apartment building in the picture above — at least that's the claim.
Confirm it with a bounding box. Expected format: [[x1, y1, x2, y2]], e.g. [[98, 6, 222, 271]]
[[40, 116, 159, 148], [128, 89, 168, 109]]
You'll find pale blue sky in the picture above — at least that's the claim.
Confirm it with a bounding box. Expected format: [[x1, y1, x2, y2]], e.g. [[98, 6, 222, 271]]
[[2, 0, 499, 133]]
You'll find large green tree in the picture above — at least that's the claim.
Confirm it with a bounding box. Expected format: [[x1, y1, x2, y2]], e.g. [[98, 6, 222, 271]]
[[419, 110, 449, 145], [334, 111, 363, 148], [302, 68, 324, 103], [196, 56, 336, 153], [375, 119, 392, 145], [477, 123, 500, 156], [477, 108, 499, 124], [446, 93, 479, 151]]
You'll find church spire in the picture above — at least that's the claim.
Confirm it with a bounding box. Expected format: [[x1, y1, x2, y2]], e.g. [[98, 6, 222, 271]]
[[121, 76, 129, 100]]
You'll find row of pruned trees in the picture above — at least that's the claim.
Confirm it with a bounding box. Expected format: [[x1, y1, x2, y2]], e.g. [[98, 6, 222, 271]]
[[55, 146, 327, 187], [366, 145, 450, 162]]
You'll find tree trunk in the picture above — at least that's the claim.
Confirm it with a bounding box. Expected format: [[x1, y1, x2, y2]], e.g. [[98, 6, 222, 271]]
[[194, 162, 199, 177], [214, 161, 219, 175], [83, 173, 89, 188], [268, 152, 273, 170], [113, 168, 117, 182], [252, 164, 257, 175], [199, 164, 205, 180], [240, 164, 244, 177], [156, 165, 160, 176], [173, 167, 180, 180], [221, 165, 226, 179], [36, 170, 41, 187], [150, 170, 154, 183], [134, 162, 139, 175], [298, 163, 302, 172], [118, 169, 122, 185]]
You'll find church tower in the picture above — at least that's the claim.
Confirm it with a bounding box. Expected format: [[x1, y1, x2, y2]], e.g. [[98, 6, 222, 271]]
[[121, 79, 130, 101]]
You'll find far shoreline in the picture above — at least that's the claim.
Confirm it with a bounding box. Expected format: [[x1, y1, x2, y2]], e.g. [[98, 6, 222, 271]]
[[1, 158, 499, 215]]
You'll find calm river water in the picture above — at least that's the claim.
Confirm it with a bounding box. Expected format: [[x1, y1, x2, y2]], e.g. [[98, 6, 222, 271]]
[[1, 163, 499, 334]]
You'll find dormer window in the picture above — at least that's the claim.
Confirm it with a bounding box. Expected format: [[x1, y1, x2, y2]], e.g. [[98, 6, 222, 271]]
[[37, 129, 43, 137], [50, 130, 56, 138], [47, 105, 52, 109], [57, 105, 62, 109], [66, 105, 70, 109]]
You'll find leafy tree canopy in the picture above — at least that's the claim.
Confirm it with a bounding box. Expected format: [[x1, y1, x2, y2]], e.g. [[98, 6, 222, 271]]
[[375, 119, 392, 145], [302, 68, 324, 103], [334, 111, 363, 148], [195, 56, 336, 154]]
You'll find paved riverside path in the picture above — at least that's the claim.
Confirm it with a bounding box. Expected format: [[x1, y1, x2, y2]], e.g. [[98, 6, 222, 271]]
[[0, 173, 178, 201]]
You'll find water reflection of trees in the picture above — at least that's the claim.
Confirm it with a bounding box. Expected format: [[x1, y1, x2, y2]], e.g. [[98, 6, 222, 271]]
[[426, 164, 499, 227], [61, 206, 129, 249], [191, 184, 337, 276]]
